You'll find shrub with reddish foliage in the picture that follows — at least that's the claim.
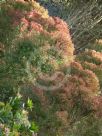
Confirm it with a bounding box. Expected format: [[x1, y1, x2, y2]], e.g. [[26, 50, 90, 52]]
[[0, 1, 102, 135]]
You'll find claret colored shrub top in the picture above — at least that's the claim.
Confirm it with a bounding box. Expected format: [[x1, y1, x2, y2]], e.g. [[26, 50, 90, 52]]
[[0, 0, 74, 92]]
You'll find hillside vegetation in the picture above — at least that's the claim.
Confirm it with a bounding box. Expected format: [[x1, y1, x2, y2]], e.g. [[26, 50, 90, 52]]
[[0, 0, 102, 135]]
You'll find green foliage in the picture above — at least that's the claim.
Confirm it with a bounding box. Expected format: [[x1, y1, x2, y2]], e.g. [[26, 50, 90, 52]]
[[0, 8, 19, 46], [27, 98, 33, 111], [13, 1, 31, 11], [0, 95, 38, 136]]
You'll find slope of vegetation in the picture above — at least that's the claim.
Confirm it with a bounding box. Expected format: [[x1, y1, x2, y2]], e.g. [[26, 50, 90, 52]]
[[0, 0, 102, 136]]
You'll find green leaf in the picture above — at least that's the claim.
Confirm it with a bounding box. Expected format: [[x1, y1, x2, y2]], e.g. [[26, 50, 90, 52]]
[[27, 98, 33, 110], [30, 122, 39, 132]]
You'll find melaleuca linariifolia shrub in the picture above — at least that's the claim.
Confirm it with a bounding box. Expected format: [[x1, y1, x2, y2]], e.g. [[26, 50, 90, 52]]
[[1, 0, 102, 135], [76, 40, 102, 88], [0, 0, 74, 99], [0, 0, 74, 135]]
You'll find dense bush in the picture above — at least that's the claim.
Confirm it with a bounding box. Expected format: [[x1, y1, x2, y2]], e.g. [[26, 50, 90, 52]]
[[0, 0, 102, 135]]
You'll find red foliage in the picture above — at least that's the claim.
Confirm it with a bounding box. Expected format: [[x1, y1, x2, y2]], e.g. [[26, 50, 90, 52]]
[[92, 96, 102, 117]]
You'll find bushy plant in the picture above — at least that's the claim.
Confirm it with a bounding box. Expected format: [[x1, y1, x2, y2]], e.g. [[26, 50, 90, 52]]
[[0, 0, 102, 135], [77, 40, 102, 88], [0, 94, 38, 136]]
